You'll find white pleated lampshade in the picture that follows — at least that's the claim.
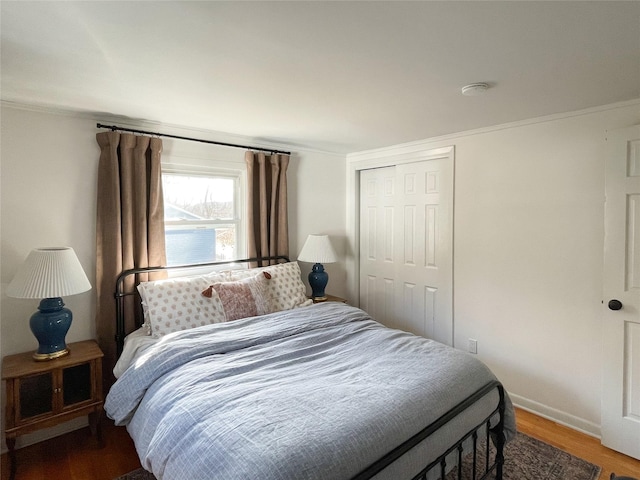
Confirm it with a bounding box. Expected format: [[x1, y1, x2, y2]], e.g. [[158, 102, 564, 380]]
[[298, 235, 337, 264], [7, 247, 91, 299]]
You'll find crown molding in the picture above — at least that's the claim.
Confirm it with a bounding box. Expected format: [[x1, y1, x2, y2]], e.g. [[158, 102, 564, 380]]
[[0, 100, 345, 158], [348, 98, 640, 161]]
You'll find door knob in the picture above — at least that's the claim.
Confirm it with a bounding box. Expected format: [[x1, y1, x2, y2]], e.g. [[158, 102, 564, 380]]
[[608, 299, 623, 311]]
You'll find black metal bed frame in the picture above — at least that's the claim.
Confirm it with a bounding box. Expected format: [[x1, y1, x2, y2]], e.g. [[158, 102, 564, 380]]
[[113, 256, 505, 480], [114, 255, 291, 355]]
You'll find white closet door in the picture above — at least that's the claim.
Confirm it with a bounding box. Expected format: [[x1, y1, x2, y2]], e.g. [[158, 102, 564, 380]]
[[359, 155, 453, 345], [359, 166, 398, 329], [602, 125, 640, 459]]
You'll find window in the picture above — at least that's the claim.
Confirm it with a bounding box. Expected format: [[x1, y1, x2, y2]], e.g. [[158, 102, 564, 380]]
[[162, 172, 243, 266]]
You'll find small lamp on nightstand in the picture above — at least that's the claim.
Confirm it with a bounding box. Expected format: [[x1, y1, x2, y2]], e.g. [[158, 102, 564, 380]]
[[7, 247, 91, 361], [298, 234, 337, 302]]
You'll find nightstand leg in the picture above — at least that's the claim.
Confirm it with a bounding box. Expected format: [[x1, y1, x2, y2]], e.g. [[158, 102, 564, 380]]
[[89, 408, 104, 447], [7, 436, 16, 480]]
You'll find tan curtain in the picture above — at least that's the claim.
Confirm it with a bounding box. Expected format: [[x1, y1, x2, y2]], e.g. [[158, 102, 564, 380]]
[[95, 132, 166, 389], [245, 151, 289, 265]]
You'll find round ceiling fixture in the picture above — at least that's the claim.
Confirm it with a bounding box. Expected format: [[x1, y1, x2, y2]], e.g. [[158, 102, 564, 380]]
[[461, 83, 490, 96]]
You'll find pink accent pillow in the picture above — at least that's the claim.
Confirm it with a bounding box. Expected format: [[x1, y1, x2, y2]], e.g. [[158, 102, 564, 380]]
[[209, 272, 274, 321], [222, 261, 312, 311]]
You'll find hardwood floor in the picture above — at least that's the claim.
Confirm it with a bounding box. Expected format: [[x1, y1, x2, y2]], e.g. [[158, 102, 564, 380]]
[[515, 408, 640, 480], [1, 407, 639, 479], [0, 420, 140, 480]]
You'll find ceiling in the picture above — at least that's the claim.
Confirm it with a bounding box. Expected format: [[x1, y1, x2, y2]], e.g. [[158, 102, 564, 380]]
[[2, 1, 639, 154]]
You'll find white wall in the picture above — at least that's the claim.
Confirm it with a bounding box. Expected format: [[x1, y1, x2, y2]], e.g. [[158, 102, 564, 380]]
[[0, 103, 346, 449], [347, 100, 640, 436], [289, 149, 348, 297]]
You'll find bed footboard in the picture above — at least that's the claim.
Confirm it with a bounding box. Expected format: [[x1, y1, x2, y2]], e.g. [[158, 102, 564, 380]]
[[353, 380, 505, 480]]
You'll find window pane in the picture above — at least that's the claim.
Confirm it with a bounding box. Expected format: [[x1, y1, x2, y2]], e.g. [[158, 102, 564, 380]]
[[166, 226, 217, 265], [162, 173, 238, 266], [163, 174, 234, 220]]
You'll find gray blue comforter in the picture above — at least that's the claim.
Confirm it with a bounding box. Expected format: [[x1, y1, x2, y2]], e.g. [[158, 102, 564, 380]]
[[105, 303, 515, 480]]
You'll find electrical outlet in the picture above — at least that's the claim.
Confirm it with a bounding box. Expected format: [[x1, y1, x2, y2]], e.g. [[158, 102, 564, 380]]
[[468, 338, 478, 354]]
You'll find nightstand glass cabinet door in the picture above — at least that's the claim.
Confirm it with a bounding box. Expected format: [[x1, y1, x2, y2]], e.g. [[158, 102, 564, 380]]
[[19, 373, 52, 419], [16, 361, 94, 423], [63, 363, 92, 405]]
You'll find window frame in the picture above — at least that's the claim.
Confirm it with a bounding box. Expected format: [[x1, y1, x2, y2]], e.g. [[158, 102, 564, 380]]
[[161, 164, 247, 267]]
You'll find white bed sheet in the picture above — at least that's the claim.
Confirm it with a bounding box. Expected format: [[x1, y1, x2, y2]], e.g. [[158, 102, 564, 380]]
[[113, 327, 158, 379]]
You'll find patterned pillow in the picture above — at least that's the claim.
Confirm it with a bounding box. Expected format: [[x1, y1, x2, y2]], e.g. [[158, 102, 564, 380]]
[[221, 261, 312, 311], [137, 274, 227, 338], [208, 271, 275, 321]]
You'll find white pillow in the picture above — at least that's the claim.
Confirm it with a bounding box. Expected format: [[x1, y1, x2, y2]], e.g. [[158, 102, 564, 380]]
[[137, 273, 227, 338], [219, 261, 312, 311]]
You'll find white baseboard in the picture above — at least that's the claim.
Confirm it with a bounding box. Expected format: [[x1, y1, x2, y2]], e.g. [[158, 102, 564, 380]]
[[1, 416, 88, 454], [509, 392, 601, 439]]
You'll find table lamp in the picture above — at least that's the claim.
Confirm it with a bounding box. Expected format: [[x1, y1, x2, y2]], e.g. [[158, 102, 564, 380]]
[[298, 234, 337, 301], [6, 247, 91, 360]]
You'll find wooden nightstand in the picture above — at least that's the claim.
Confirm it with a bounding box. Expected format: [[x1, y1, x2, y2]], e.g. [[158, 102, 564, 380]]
[[310, 294, 347, 304], [2, 340, 104, 479]]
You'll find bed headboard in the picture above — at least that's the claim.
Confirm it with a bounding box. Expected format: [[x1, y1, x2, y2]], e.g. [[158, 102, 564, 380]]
[[114, 255, 290, 356]]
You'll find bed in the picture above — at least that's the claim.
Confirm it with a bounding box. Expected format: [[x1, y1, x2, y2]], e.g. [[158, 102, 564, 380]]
[[104, 257, 516, 480]]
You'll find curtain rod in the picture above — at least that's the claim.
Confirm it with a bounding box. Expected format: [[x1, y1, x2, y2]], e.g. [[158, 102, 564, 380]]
[[96, 123, 291, 155]]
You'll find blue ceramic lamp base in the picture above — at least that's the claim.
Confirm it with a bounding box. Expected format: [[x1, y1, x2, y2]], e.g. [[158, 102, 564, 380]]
[[308, 263, 329, 301], [30, 297, 72, 361]]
